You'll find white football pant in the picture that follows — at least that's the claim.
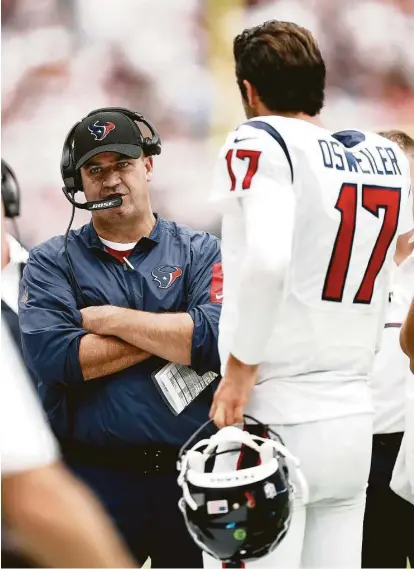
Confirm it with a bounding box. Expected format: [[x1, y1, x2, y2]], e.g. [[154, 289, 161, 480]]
[[203, 414, 373, 568]]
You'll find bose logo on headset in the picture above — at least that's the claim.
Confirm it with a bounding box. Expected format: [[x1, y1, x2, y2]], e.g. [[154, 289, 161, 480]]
[[89, 200, 118, 210]]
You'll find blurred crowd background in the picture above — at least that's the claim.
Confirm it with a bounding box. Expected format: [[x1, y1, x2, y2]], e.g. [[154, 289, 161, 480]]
[[2, 0, 414, 246]]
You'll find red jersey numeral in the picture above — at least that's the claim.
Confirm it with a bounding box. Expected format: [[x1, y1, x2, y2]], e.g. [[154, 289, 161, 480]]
[[322, 183, 357, 302], [226, 149, 261, 191], [225, 149, 236, 192], [322, 183, 401, 304]]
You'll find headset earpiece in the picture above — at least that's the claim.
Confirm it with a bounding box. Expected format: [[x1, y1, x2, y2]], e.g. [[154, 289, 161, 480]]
[[144, 140, 162, 156], [138, 117, 162, 156], [61, 121, 82, 193], [1, 160, 21, 218], [143, 137, 153, 148]]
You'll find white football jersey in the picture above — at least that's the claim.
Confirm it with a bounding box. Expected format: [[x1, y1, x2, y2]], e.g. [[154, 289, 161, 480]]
[[371, 252, 414, 434], [1, 320, 59, 475], [212, 115, 413, 424]]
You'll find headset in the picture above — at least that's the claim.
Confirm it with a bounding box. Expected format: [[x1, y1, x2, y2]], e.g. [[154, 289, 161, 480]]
[[2, 159, 20, 218], [2, 159, 22, 243], [60, 107, 162, 307], [60, 106, 162, 210]]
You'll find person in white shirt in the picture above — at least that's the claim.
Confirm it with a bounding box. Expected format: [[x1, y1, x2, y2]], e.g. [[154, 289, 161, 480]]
[[1, 161, 29, 294], [1, 171, 138, 569], [361, 130, 414, 568], [390, 296, 414, 508], [1, 160, 31, 361], [207, 21, 413, 569]]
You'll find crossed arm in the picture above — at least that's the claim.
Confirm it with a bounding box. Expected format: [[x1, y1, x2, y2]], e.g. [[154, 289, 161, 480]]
[[19, 238, 220, 386], [79, 334, 150, 381], [80, 308, 194, 380]]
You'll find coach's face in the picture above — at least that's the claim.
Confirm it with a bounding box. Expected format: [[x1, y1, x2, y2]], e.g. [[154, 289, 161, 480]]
[[80, 152, 153, 223]]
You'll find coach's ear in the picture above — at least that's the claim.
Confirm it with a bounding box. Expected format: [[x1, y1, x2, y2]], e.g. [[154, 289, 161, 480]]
[[145, 156, 153, 182]]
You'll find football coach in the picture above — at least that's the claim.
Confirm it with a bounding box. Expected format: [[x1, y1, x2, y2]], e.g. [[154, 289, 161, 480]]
[[18, 107, 222, 569]]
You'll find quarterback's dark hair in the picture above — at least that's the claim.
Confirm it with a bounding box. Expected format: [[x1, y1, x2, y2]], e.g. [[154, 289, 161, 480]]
[[377, 130, 414, 153], [234, 20, 326, 116]]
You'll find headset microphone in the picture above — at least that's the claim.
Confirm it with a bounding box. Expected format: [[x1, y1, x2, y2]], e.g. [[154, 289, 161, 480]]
[[87, 198, 122, 210], [61, 186, 123, 210]]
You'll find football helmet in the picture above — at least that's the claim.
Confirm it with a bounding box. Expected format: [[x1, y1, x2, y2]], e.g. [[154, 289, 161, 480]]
[[177, 417, 308, 565]]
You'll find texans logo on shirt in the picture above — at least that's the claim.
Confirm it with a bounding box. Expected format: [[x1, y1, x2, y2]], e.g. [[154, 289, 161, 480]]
[[152, 265, 183, 289], [88, 120, 116, 141]]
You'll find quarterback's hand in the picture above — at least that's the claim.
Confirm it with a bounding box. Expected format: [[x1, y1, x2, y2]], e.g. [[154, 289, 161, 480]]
[[209, 354, 258, 429], [81, 305, 119, 335]]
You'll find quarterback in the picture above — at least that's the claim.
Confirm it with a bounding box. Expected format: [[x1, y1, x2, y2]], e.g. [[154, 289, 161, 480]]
[[208, 20, 413, 568]]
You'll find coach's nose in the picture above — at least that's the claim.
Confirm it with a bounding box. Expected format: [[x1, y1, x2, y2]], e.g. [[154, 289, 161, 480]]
[[102, 169, 122, 189]]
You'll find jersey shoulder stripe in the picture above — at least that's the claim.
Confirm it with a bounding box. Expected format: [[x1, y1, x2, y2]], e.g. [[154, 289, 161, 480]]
[[243, 120, 294, 183]]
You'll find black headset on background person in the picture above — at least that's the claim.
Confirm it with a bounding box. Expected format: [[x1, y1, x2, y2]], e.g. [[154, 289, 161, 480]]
[[2, 159, 20, 218], [60, 107, 162, 308], [60, 106, 162, 211], [2, 159, 22, 243]]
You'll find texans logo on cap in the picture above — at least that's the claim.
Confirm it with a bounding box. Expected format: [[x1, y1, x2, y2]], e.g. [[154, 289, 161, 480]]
[[152, 265, 183, 289], [88, 120, 116, 141]]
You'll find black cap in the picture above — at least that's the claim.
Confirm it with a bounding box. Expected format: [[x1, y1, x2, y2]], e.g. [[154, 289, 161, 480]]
[[73, 111, 144, 169]]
